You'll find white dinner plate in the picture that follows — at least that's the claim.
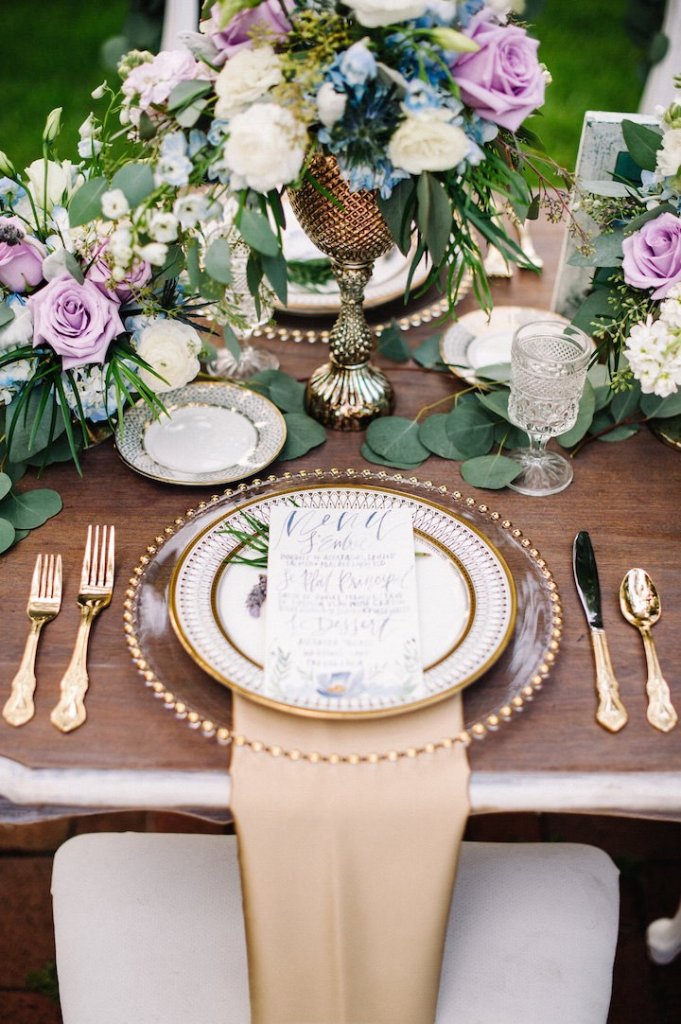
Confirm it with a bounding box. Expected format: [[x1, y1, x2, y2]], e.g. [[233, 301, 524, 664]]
[[115, 381, 286, 486], [277, 201, 431, 315], [168, 484, 516, 718], [440, 306, 570, 388]]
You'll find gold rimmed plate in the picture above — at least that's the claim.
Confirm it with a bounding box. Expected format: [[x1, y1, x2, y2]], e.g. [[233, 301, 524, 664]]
[[167, 484, 516, 719], [115, 381, 286, 486], [440, 306, 569, 388]]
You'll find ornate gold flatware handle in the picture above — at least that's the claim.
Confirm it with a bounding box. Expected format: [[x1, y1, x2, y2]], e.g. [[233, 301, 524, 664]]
[[640, 627, 678, 733], [591, 629, 628, 733], [50, 603, 101, 733], [2, 619, 47, 727]]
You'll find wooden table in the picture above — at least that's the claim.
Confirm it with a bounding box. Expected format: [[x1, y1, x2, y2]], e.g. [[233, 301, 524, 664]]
[[1, 219, 680, 824]]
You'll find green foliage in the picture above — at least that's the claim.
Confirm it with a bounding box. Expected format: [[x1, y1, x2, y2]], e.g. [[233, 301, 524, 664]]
[[279, 413, 327, 460], [366, 417, 430, 464], [377, 322, 410, 363], [110, 162, 155, 207], [460, 454, 522, 490]]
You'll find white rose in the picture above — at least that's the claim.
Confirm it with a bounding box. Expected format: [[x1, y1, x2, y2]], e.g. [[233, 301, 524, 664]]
[[343, 0, 427, 27], [101, 188, 130, 219], [316, 83, 347, 128], [0, 296, 33, 351], [388, 115, 470, 174], [214, 46, 283, 119], [24, 159, 80, 212], [136, 319, 202, 393], [657, 128, 681, 179], [224, 103, 307, 193]]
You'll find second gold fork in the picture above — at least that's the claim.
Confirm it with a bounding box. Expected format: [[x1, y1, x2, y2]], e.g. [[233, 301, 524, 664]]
[[51, 525, 115, 734]]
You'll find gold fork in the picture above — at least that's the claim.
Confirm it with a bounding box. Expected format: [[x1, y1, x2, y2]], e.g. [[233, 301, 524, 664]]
[[50, 525, 115, 734], [3, 554, 63, 727]]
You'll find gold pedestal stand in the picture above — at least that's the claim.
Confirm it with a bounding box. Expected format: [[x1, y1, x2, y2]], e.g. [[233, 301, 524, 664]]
[[288, 155, 395, 431]]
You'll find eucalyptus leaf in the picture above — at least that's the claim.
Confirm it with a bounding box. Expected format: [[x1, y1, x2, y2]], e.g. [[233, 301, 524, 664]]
[[176, 98, 208, 128], [68, 177, 108, 227], [598, 423, 640, 442], [640, 390, 681, 419], [445, 402, 495, 458], [494, 422, 529, 449], [0, 488, 62, 529], [418, 414, 468, 460], [204, 237, 232, 285], [557, 380, 596, 447], [366, 416, 430, 463], [28, 432, 83, 466], [167, 79, 212, 112], [0, 472, 11, 501], [474, 362, 511, 384], [460, 455, 522, 490], [222, 323, 241, 360], [416, 173, 452, 265], [377, 321, 410, 363], [261, 250, 288, 306], [13, 529, 29, 543], [261, 371, 306, 413], [593, 384, 612, 412], [377, 179, 415, 255], [238, 208, 280, 257], [110, 162, 155, 208], [611, 381, 642, 421], [568, 230, 624, 268], [0, 517, 15, 554], [587, 363, 612, 388], [411, 334, 449, 372], [360, 442, 427, 470], [4, 461, 26, 484], [571, 288, 615, 335], [477, 390, 510, 419], [278, 413, 326, 461]]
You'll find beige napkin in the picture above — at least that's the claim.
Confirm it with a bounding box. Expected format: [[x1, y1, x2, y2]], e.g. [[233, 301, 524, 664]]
[[230, 692, 470, 1024]]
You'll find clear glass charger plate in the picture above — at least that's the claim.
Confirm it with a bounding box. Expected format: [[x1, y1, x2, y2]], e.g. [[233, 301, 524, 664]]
[[168, 484, 517, 719], [124, 469, 563, 745]]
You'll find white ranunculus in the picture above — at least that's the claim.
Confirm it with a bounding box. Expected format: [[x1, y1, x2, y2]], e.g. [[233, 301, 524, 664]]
[[343, 0, 427, 27], [223, 103, 307, 193], [388, 115, 470, 174], [214, 45, 283, 119], [136, 319, 201, 393], [24, 159, 79, 212], [316, 82, 347, 128], [657, 128, 681, 179]]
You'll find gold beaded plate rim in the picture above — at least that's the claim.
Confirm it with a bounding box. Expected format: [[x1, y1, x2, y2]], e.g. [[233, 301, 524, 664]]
[[167, 483, 510, 719], [123, 469, 563, 759]]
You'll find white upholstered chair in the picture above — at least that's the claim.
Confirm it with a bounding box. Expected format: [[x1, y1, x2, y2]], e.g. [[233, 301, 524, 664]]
[[51, 832, 620, 1024], [50, 835, 618, 1019]]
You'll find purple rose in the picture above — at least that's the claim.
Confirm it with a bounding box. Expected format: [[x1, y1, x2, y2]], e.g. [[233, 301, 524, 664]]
[[0, 216, 46, 293], [29, 273, 125, 370], [452, 14, 546, 133], [622, 213, 681, 299], [210, 0, 294, 63], [86, 242, 152, 303]]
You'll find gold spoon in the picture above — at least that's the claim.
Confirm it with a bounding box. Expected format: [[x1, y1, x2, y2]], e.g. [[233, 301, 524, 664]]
[[619, 569, 678, 733]]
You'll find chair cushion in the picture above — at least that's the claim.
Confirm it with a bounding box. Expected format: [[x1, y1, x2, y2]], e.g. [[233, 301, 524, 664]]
[[52, 834, 619, 1024]]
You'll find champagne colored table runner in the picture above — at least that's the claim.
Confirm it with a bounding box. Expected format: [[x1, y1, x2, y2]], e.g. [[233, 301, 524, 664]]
[[231, 693, 470, 1024]]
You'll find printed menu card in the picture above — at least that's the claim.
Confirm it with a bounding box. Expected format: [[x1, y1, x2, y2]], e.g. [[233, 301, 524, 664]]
[[264, 507, 423, 709]]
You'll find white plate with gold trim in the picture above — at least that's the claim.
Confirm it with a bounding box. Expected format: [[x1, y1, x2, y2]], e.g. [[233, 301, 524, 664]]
[[277, 202, 431, 315], [115, 381, 286, 486], [440, 306, 570, 388], [168, 484, 516, 718]]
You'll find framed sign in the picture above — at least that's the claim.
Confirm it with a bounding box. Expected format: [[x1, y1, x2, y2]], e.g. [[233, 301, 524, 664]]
[[551, 110, 659, 318]]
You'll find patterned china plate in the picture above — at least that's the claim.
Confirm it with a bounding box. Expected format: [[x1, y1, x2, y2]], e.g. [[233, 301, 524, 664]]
[[168, 484, 517, 718], [115, 381, 286, 486], [440, 306, 569, 388]]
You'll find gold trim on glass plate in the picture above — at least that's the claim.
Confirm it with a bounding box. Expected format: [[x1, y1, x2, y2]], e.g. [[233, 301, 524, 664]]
[[166, 482, 516, 720], [123, 468, 563, 759]]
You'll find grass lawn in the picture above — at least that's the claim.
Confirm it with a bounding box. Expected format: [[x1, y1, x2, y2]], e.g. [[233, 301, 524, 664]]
[[0, 1, 648, 178]]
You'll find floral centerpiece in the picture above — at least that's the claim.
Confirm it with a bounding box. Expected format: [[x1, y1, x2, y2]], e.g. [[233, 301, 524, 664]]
[[116, 0, 554, 309], [0, 105, 245, 473], [572, 75, 681, 398]]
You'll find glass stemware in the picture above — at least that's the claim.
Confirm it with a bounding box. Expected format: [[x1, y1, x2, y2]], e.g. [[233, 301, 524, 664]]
[[507, 320, 591, 497]]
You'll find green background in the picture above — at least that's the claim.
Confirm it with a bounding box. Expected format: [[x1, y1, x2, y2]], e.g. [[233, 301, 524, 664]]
[[0, 0, 651, 175]]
